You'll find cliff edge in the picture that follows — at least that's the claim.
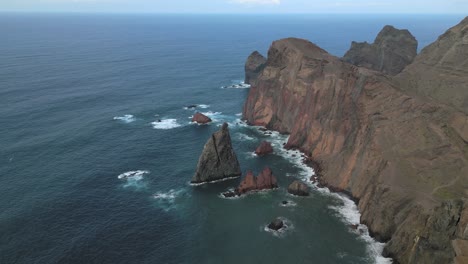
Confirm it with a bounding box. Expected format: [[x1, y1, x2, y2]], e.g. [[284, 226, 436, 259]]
[[243, 18, 468, 264]]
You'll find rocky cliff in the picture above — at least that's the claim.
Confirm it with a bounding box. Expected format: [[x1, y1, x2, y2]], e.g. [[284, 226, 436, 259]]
[[245, 51, 267, 86], [396, 17, 468, 114], [191, 123, 241, 183], [243, 18, 468, 264], [343, 25, 417, 75]]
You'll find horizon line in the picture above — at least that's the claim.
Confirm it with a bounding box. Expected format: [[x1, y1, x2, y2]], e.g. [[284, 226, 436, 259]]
[[0, 10, 467, 15]]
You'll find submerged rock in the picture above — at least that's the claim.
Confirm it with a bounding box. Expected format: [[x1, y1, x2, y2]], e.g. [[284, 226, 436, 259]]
[[343, 25, 417, 75], [267, 218, 284, 231], [254, 141, 273, 156], [191, 123, 241, 183], [244, 51, 267, 86], [191, 112, 212, 124], [287, 180, 309, 196]]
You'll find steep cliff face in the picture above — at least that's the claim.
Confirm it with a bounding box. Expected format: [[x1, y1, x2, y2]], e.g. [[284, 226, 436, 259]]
[[243, 34, 468, 263], [396, 17, 468, 114], [343, 25, 417, 75], [244, 51, 267, 86]]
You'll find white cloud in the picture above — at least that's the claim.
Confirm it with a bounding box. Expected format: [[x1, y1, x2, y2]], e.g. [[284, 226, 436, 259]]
[[230, 0, 281, 5]]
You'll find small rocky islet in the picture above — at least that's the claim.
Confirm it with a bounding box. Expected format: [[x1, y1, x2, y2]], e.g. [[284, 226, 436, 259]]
[[191, 17, 468, 263]]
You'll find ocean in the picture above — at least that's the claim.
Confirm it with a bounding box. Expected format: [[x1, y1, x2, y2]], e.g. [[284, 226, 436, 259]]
[[0, 13, 464, 264]]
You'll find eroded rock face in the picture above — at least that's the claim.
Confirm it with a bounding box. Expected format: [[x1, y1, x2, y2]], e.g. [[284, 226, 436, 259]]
[[255, 141, 273, 156], [243, 33, 468, 263], [287, 180, 309, 196], [191, 123, 241, 183], [236, 167, 277, 195], [396, 16, 468, 114], [244, 51, 267, 86], [343, 25, 417, 75], [192, 112, 212, 124]]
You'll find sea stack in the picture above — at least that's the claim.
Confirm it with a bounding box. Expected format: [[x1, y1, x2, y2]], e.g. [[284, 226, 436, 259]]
[[235, 167, 278, 195], [343, 25, 417, 75], [244, 51, 267, 86], [191, 123, 241, 184], [254, 141, 273, 156]]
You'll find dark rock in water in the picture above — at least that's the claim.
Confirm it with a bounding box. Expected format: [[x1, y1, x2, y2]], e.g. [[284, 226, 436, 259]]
[[191, 123, 241, 183], [157, 119, 162, 122], [268, 218, 284, 231], [343, 25, 417, 75], [245, 51, 267, 86], [186, 104, 197, 109], [255, 141, 273, 156], [222, 190, 238, 198], [282, 200, 289, 205], [259, 127, 268, 132], [191, 112, 212, 124], [287, 180, 310, 196], [236, 167, 278, 195]]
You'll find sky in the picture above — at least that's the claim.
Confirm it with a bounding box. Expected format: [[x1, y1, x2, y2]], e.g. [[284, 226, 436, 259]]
[[1, 0, 467, 14]]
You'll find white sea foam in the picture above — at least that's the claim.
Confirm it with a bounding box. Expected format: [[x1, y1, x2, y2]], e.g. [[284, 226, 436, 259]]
[[255, 126, 392, 263], [236, 133, 256, 141], [151, 119, 182, 129], [189, 175, 240, 186], [118, 170, 149, 189], [235, 113, 242, 116], [183, 104, 210, 110], [113, 114, 136, 123], [279, 200, 297, 207], [222, 81, 251, 89], [117, 170, 149, 180], [153, 189, 186, 211], [262, 217, 294, 238]]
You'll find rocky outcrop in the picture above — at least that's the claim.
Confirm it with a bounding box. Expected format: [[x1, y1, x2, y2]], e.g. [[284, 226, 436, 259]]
[[396, 17, 468, 114], [192, 112, 212, 124], [244, 51, 267, 86], [254, 141, 273, 156], [242, 19, 468, 263], [287, 180, 309, 196], [267, 218, 284, 231], [343, 25, 417, 75], [191, 123, 241, 183], [234, 167, 278, 195]]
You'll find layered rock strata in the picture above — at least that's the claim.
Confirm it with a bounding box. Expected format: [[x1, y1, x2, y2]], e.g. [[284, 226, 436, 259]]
[[191, 123, 241, 183], [243, 18, 468, 264]]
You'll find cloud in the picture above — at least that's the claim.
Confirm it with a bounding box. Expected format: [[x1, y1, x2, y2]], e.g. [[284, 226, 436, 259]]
[[230, 0, 281, 5]]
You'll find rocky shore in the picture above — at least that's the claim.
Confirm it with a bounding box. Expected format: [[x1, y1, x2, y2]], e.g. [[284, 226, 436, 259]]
[[243, 18, 468, 264]]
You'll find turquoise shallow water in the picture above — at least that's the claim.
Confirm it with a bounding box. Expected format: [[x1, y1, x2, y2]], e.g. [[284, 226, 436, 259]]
[[0, 13, 464, 264]]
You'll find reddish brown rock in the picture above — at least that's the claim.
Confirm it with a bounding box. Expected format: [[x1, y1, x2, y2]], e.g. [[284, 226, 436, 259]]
[[256, 167, 278, 190], [254, 141, 274, 156], [245, 51, 267, 86], [242, 20, 468, 263], [235, 167, 277, 195], [236, 170, 257, 194], [287, 180, 309, 196], [191, 112, 212, 124]]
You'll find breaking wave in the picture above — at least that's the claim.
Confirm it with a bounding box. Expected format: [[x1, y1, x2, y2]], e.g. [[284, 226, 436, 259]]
[[113, 114, 136, 123], [151, 119, 182, 129]]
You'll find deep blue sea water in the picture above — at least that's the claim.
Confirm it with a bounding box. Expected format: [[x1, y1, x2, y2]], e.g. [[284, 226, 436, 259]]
[[0, 13, 465, 264]]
